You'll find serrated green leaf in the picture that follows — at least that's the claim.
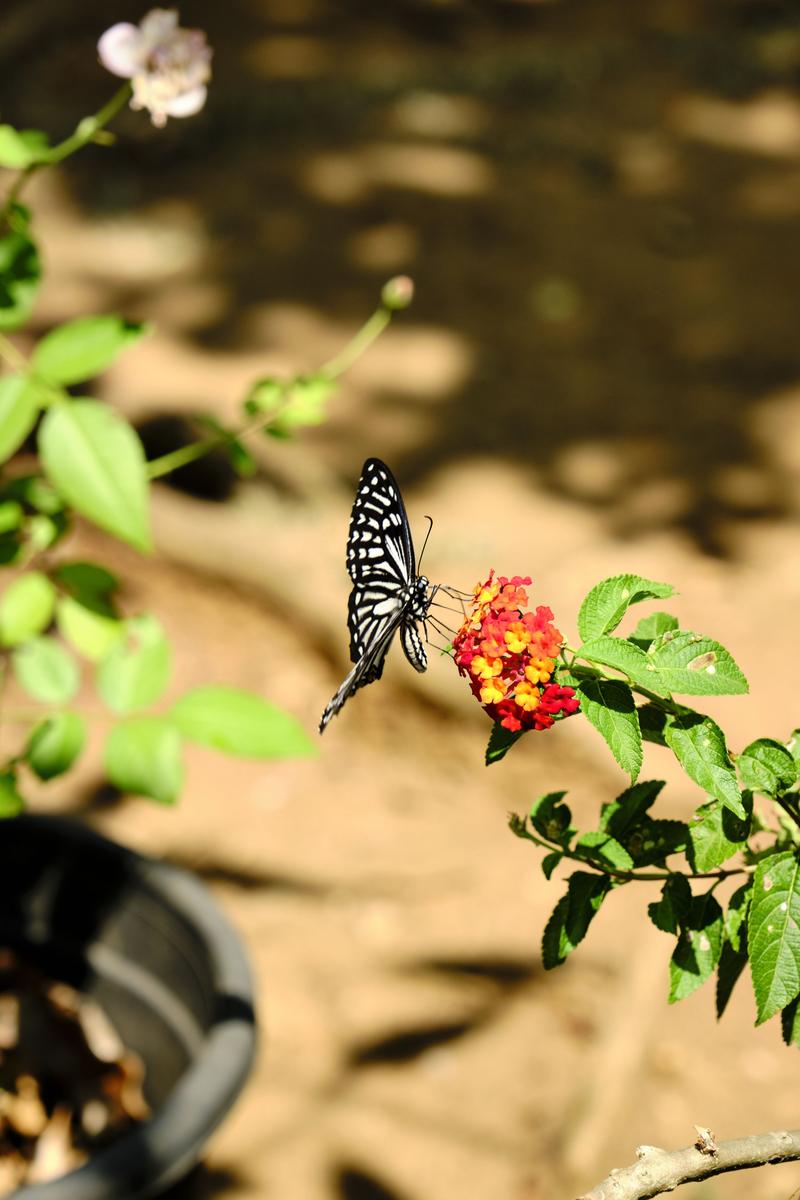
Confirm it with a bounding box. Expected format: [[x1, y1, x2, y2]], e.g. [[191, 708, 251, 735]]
[[665, 713, 745, 818], [601, 780, 665, 838], [32, 316, 148, 385], [725, 881, 752, 952], [486, 722, 525, 765], [637, 703, 669, 746], [541, 851, 562, 880], [170, 685, 316, 759], [0, 771, 24, 817], [56, 595, 122, 662], [577, 574, 674, 643], [39, 400, 151, 552], [0, 229, 41, 332], [669, 892, 724, 1003], [25, 711, 86, 780], [104, 717, 183, 805], [0, 375, 40, 464], [578, 636, 670, 696], [787, 730, 800, 766], [781, 996, 800, 1047], [648, 631, 748, 697], [717, 941, 749, 1019], [11, 637, 79, 703], [688, 796, 752, 872], [749, 851, 800, 1024], [575, 830, 633, 871], [648, 873, 692, 934], [739, 739, 798, 798], [529, 791, 573, 846], [629, 611, 679, 650], [96, 614, 170, 714], [577, 678, 642, 781], [0, 571, 56, 646], [0, 125, 51, 168], [629, 818, 687, 867], [541, 872, 611, 969]]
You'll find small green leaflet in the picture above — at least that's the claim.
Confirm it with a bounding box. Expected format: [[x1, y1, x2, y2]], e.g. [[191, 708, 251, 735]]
[[669, 892, 724, 1003], [601, 780, 665, 839], [105, 717, 184, 805], [541, 872, 611, 969], [716, 882, 752, 1019], [749, 851, 800, 1025], [738, 739, 797, 798], [0, 771, 24, 817], [529, 792, 574, 846], [577, 677, 641, 781], [0, 126, 51, 168], [687, 796, 752, 873], [39, 400, 152, 552], [574, 830, 633, 871], [577, 574, 673, 643], [716, 942, 749, 1019], [170, 686, 316, 759], [96, 615, 171, 713], [486, 722, 525, 765], [12, 637, 79, 704], [781, 996, 800, 1047], [57, 596, 122, 662], [647, 631, 748, 698], [0, 375, 40, 464], [32, 316, 149, 385], [0, 571, 56, 646], [541, 852, 562, 880], [648, 873, 691, 935], [0, 226, 41, 332], [628, 611, 679, 650], [665, 713, 745, 818], [25, 712, 86, 781]]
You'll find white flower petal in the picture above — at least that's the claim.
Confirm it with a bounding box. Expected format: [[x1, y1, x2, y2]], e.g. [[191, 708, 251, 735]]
[[97, 23, 144, 78], [139, 8, 179, 50], [164, 85, 208, 119]]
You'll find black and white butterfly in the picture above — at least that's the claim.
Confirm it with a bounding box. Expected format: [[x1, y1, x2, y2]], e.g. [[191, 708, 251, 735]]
[[319, 458, 437, 732]]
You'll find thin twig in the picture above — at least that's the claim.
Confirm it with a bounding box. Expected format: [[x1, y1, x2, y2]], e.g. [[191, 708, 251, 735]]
[[577, 1129, 800, 1200]]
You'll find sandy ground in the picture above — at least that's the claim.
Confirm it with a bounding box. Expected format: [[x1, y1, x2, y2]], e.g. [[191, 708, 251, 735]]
[[3, 1, 800, 1198]]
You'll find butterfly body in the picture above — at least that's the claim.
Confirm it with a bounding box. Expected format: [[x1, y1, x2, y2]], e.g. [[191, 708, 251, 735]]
[[320, 458, 433, 732]]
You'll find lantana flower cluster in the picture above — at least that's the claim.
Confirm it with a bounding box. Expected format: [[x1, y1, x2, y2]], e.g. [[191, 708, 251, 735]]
[[453, 572, 579, 732]]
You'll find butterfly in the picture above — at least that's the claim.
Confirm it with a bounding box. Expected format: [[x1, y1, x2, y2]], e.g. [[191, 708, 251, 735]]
[[319, 457, 436, 732]]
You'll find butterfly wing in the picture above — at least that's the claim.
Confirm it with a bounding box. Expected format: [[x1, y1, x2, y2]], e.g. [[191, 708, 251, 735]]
[[319, 609, 405, 732], [347, 458, 416, 664]]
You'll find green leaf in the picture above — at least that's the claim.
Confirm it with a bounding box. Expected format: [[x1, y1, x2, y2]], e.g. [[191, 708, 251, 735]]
[[629, 611, 679, 650], [0, 771, 24, 817], [251, 374, 337, 439], [577, 574, 674, 643], [32, 316, 148, 385], [56, 595, 122, 662], [25, 712, 86, 780], [541, 872, 611, 969], [577, 678, 642, 781], [170, 685, 316, 759], [0, 125, 51, 168], [0, 501, 23, 534], [628, 818, 687, 867], [787, 730, 800, 767], [541, 851, 562, 880], [104, 717, 184, 805], [574, 830, 633, 871], [637, 703, 669, 746], [725, 881, 753, 953], [749, 851, 800, 1024], [717, 941, 749, 1019], [53, 561, 118, 616], [648, 873, 692, 934], [39, 400, 151, 552], [669, 892, 724, 1003], [688, 796, 752, 873], [665, 713, 745, 818], [96, 615, 170, 714], [782, 996, 800, 1047], [0, 571, 56, 646], [739, 739, 798, 798], [648, 632, 748, 697], [195, 415, 257, 478], [578, 636, 669, 696], [0, 228, 41, 332], [11, 637, 79, 703], [486, 722, 525, 765], [0, 375, 40, 464], [601, 780, 664, 839], [529, 791, 573, 846]]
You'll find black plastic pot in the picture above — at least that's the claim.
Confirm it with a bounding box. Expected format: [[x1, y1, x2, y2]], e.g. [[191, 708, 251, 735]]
[[0, 814, 257, 1200]]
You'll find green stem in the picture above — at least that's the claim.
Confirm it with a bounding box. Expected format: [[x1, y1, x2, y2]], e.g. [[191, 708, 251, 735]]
[[319, 304, 392, 380], [562, 652, 692, 717], [517, 824, 751, 884], [2, 82, 132, 221]]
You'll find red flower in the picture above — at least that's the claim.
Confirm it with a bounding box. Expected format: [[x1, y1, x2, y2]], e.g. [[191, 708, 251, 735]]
[[453, 571, 579, 732]]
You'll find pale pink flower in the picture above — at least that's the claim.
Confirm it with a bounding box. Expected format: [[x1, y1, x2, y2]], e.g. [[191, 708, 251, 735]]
[[98, 9, 212, 128]]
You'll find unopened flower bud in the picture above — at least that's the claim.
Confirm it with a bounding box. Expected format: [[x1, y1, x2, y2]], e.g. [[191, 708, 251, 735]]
[[381, 275, 415, 311]]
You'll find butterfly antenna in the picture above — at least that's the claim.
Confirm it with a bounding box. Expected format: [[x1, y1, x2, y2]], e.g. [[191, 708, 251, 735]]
[[417, 516, 434, 571]]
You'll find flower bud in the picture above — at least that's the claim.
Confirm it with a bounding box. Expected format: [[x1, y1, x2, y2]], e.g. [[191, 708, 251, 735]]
[[381, 276, 415, 311]]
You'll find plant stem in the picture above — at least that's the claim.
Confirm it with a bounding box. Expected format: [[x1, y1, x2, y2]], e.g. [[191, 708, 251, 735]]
[[0, 333, 30, 373], [1, 82, 132, 222], [318, 303, 392, 379]]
